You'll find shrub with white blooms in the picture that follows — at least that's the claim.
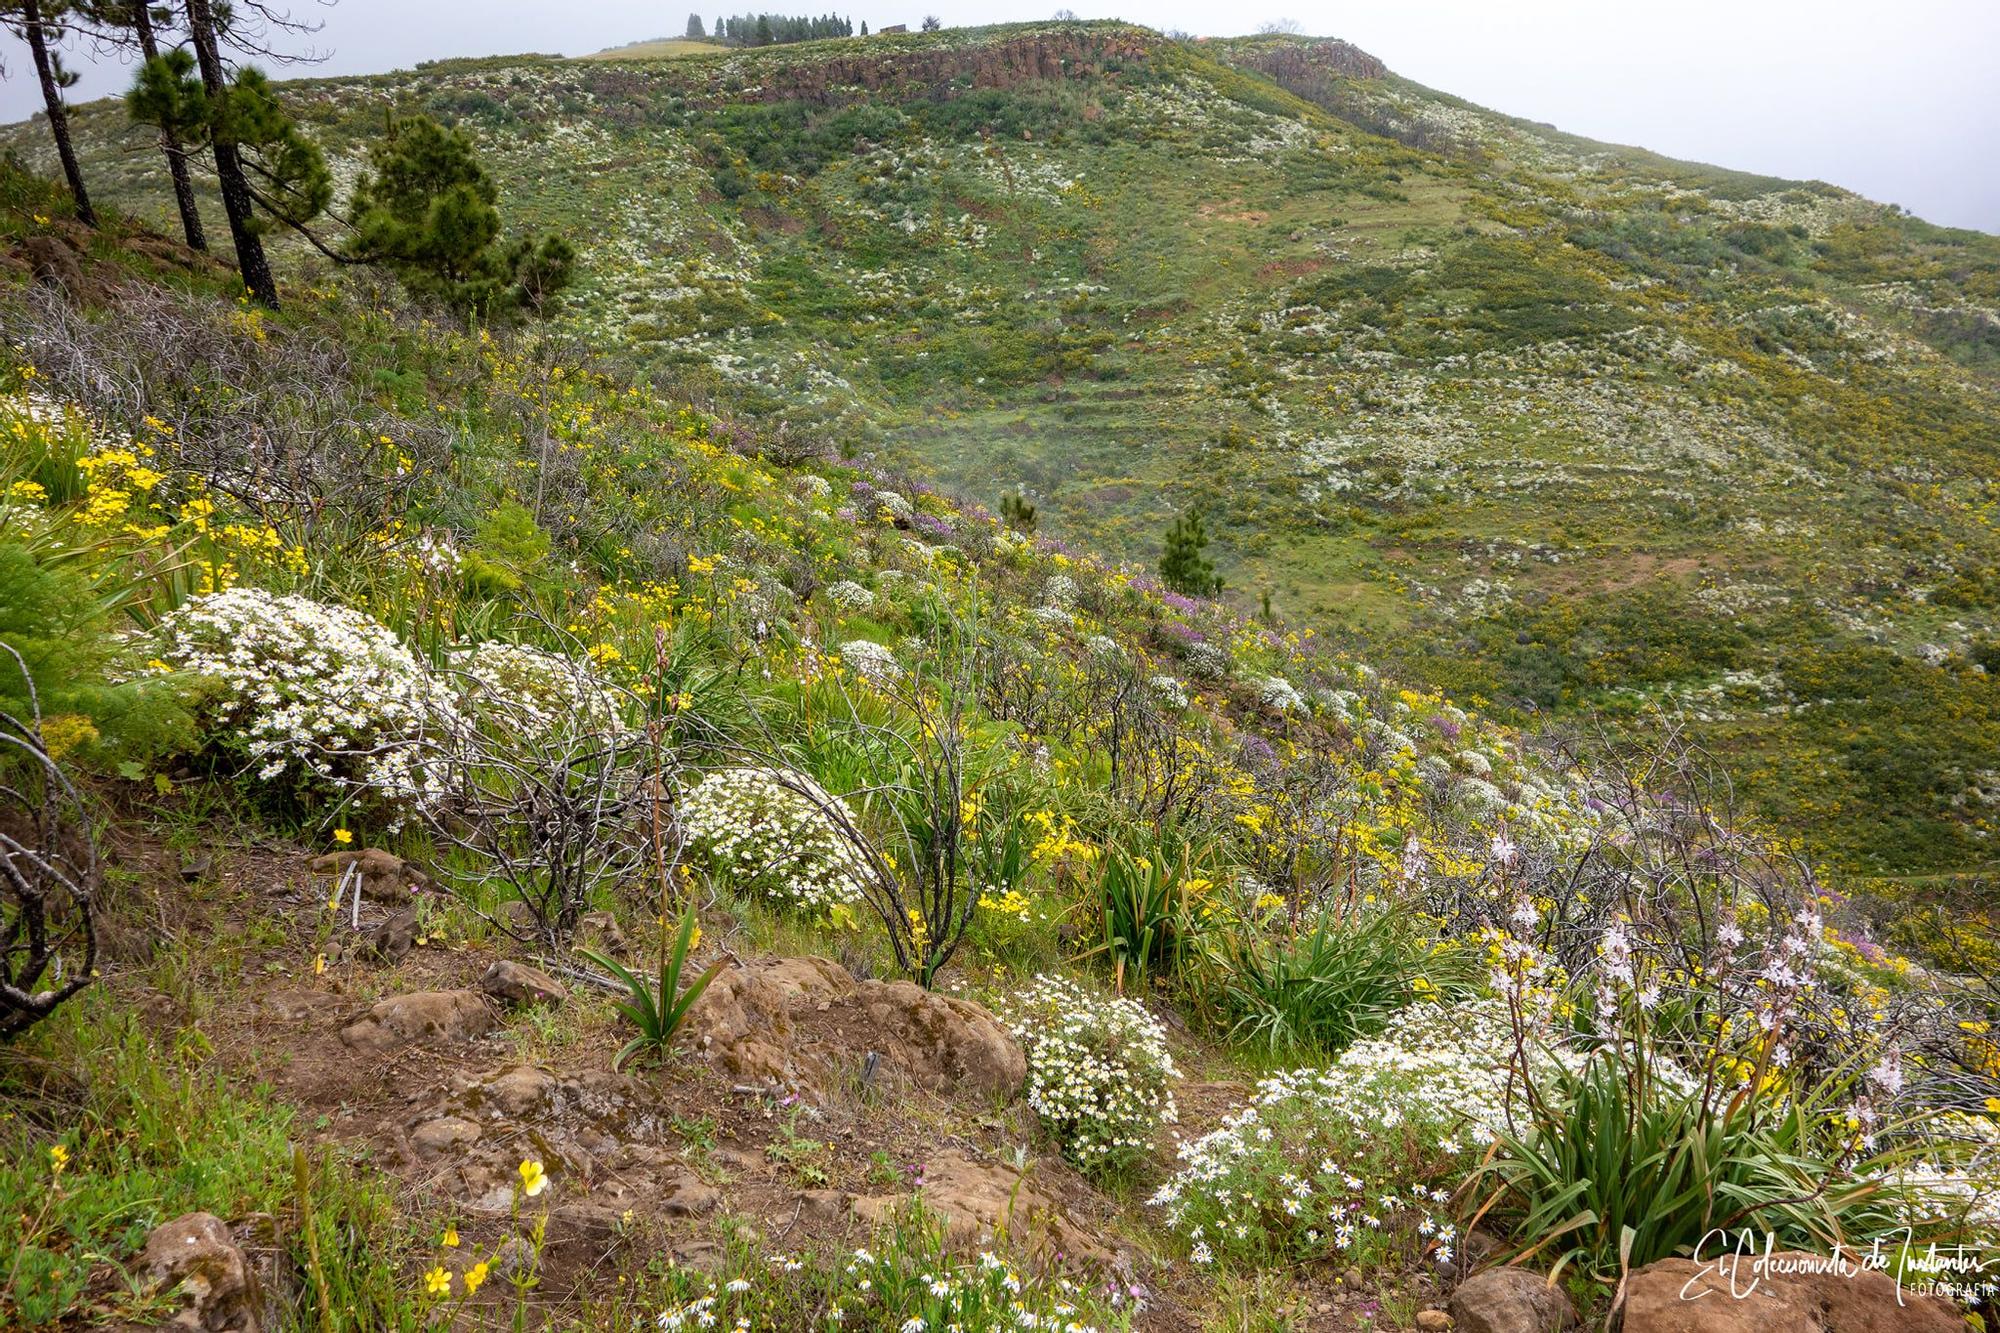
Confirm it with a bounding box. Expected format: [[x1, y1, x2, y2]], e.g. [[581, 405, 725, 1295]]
[[1149, 1000, 1570, 1269], [824, 579, 876, 613], [446, 640, 619, 743], [838, 638, 902, 685], [680, 767, 871, 917], [1004, 975, 1180, 1174], [157, 587, 452, 806]]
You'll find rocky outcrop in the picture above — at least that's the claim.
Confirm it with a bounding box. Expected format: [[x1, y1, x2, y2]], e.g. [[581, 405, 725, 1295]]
[[142, 1212, 265, 1332], [1621, 1252, 1962, 1332], [481, 959, 569, 1007], [852, 1150, 1121, 1268], [1223, 37, 1387, 88], [606, 28, 1161, 111], [338, 990, 497, 1053], [312, 847, 430, 903], [1450, 1267, 1578, 1333], [688, 956, 1023, 1098]]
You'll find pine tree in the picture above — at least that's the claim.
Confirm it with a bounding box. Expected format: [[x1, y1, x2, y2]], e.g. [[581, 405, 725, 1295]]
[[1159, 510, 1223, 597], [128, 46, 330, 282], [118, 0, 205, 250], [753, 13, 772, 44], [859, 18, 867, 33], [180, 0, 275, 304], [5, 0, 96, 226], [348, 114, 573, 318], [999, 489, 1037, 535], [685, 11, 703, 36]]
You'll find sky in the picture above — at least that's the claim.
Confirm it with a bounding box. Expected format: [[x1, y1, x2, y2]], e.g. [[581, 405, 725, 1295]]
[[5, 0, 1997, 233]]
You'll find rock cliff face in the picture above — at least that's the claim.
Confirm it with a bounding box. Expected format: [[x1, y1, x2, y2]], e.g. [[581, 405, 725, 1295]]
[[1223, 38, 1388, 87], [599, 29, 1165, 109]]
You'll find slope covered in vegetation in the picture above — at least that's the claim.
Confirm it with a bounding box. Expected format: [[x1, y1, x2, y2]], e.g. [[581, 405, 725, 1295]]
[[18, 20, 1995, 879], [2, 22, 2000, 1333]]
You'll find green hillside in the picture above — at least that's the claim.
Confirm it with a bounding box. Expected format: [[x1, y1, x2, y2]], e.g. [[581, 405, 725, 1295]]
[[13, 21, 2000, 880]]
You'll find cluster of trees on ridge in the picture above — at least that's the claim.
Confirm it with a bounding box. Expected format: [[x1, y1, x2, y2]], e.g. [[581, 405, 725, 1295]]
[[685, 11, 866, 44], [2, 0, 570, 317]]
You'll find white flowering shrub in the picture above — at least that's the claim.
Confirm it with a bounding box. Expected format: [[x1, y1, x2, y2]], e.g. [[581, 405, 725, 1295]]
[[1257, 675, 1306, 714], [157, 588, 450, 806], [838, 638, 902, 685], [1004, 975, 1180, 1175], [1182, 641, 1231, 680], [447, 641, 618, 743], [1149, 1001, 1565, 1269], [1149, 674, 1190, 710], [681, 767, 871, 917], [824, 579, 876, 612]]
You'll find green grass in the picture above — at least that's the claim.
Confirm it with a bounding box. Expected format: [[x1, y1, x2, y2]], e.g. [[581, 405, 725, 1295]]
[[0, 993, 428, 1330]]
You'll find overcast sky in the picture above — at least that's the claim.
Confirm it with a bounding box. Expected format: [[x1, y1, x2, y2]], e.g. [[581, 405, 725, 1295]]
[[5, 0, 1997, 232]]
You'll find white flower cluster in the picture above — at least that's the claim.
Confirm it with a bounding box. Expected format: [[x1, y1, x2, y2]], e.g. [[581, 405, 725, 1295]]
[[157, 587, 452, 806], [447, 641, 618, 743], [1257, 674, 1306, 714], [1004, 975, 1180, 1173], [680, 767, 871, 916], [825, 579, 877, 612], [839, 638, 902, 685], [1149, 1001, 1568, 1267]]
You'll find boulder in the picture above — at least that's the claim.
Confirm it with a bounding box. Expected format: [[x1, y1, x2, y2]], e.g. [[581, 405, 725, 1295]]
[[853, 979, 1025, 1098], [21, 235, 84, 299], [311, 848, 429, 903], [338, 990, 496, 1053], [1621, 1251, 1962, 1333], [852, 1150, 1118, 1269], [410, 1116, 482, 1155], [688, 957, 1024, 1099], [357, 907, 420, 963], [689, 956, 857, 1087], [480, 960, 569, 1007], [473, 1064, 557, 1117], [577, 910, 628, 956], [142, 1212, 264, 1332], [1450, 1267, 1578, 1333]]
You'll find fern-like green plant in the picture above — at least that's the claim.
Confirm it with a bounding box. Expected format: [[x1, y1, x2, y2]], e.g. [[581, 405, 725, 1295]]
[[580, 905, 722, 1071]]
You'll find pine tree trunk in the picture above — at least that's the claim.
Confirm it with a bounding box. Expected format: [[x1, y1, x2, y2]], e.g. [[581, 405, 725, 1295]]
[[184, 0, 276, 306], [21, 0, 96, 227], [134, 0, 206, 252]]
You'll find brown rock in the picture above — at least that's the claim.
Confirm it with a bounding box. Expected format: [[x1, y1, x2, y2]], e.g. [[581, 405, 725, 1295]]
[[142, 1212, 264, 1332], [311, 848, 429, 903], [1450, 1268, 1578, 1333], [481, 959, 569, 1007], [1417, 1312, 1454, 1332], [577, 909, 628, 955], [853, 979, 1025, 1098], [690, 956, 856, 1086], [661, 1175, 722, 1217], [410, 1116, 481, 1155], [358, 907, 420, 963], [475, 1064, 557, 1117], [688, 956, 1023, 1099], [852, 1150, 1118, 1269], [21, 235, 84, 299], [1621, 1251, 1962, 1333], [338, 990, 496, 1053]]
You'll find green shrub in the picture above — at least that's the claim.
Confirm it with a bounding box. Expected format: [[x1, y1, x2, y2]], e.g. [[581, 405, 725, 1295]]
[[1472, 1049, 1945, 1283], [1210, 906, 1471, 1057]]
